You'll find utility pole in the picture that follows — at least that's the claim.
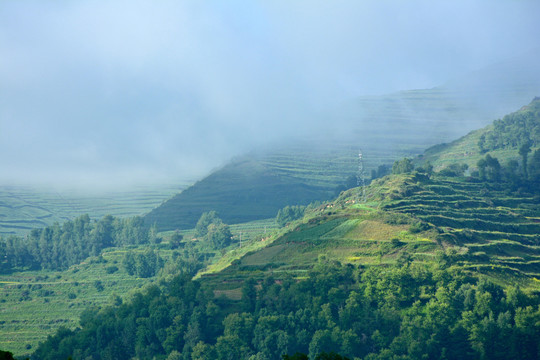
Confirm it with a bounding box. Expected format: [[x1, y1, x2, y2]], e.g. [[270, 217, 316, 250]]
[[357, 150, 366, 202]]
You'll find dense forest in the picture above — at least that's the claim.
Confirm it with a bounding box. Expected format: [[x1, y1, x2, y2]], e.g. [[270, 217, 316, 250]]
[[0, 215, 156, 273], [32, 257, 540, 360]]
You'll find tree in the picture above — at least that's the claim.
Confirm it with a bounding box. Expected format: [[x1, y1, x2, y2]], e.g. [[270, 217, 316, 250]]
[[519, 142, 531, 178], [195, 211, 220, 238], [195, 212, 232, 249], [477, 158, 487, 180], [206, 223, 232, 249], [0, 350, 16, 360], [91, 215, 114, 255], [528, 149, 540, 182], [241, 278, 257, 312], [485, 154, 501, 182], [169, 231, 184, 249], [122, 252, 136, 275], [392, 158, 414, 174], [477, 155, 501, 181], [282, 353, 309, 360]]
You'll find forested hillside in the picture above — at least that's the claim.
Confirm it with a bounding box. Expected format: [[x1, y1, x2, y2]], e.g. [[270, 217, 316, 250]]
[[33, 251, 540, 360], [28, 165, 540, 359]]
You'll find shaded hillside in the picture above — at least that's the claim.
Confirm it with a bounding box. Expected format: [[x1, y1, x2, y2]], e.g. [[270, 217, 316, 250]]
[[144, 155, 344, 231]]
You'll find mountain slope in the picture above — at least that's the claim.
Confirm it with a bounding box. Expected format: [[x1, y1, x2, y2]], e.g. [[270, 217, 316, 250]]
[[200, 172, 540, 292], [421, 97, 540, 171], [146, 52, 540, 231], [144, 153, 347, 231]]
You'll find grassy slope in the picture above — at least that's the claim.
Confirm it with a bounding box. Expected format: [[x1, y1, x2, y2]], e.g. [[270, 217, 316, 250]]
[[199, 173, 540, 297]]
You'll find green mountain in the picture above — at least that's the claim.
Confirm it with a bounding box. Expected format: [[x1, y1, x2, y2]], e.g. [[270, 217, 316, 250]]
[[7, 100, 540, 359], [200, 172, 540, 286], [29, 171, 540, 360], [145, 52, 540, 231], [144, 145, 359, 231]]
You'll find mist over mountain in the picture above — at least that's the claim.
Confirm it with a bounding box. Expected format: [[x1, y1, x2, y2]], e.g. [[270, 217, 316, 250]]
[[1, 1, 540, 189]]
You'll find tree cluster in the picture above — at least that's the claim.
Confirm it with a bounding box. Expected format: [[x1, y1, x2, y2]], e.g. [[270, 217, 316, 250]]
[[474, 148, 540, 192], [122, 249, 164, 278], [0, 215, 154, 273], [391, 158, 414, 175], [370, 165, 391, 181], [33, 258, 540, 360], [478, 99, 540, 153], [195, 211, 232, 249]]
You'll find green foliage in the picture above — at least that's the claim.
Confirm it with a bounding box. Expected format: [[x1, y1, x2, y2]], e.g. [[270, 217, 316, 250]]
[[477, 154, 501, 182], [529, 149, 540, 182], [105, 265, 118, 274], [122, 249, 164, 278], [0, 214, 151, 273], [478, 99, 540, 153], [0, 350, 15, 360], [408, 221, 430, 234], [169, 230, 184, 249], [93, 280, 104, 292], [282, 353, 309, 360], [371, 164, 391, 180], [195, 212, 233, 250], [32, 261, 540, 360], [437, 163, 468, 177], [196, 211, 221, 238], [206, 223, 232, 249], [392, 158, 414, 175], [276, 205, 306, 227]]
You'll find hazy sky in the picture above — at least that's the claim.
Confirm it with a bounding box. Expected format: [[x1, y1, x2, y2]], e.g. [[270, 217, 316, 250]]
[[1, 1, 539, 188]]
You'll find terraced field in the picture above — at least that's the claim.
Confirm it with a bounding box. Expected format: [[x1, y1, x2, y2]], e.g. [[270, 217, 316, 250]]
[[0, 183, 189, 236], [381, 177, 540, 280], [199, 173, 540, 300], [0, 216, 280, 357], [0, 248, 155, 357]]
